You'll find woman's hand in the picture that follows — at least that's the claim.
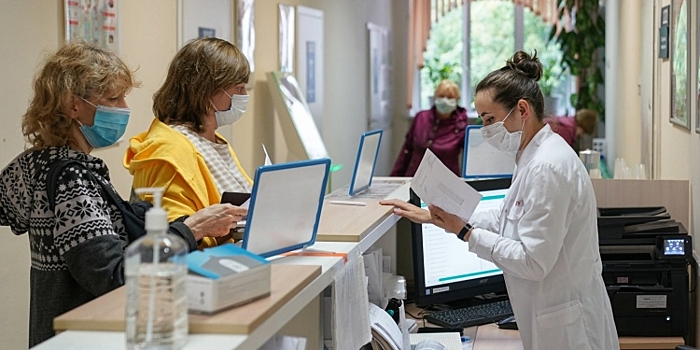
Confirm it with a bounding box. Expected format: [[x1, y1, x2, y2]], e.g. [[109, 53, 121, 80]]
[[428, 205, 465, 234], [379, 199, 432, 224], [184, 203, 247, 241]]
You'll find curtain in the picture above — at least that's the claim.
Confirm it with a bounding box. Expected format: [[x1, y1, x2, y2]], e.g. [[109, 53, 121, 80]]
[[406, 0, 562, 108]]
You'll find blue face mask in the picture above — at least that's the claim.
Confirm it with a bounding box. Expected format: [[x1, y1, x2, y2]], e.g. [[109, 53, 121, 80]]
[[78, 97, 130, 148]]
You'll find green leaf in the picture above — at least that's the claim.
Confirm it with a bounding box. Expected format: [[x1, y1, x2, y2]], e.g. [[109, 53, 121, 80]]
[[551, 0, 605, 121]]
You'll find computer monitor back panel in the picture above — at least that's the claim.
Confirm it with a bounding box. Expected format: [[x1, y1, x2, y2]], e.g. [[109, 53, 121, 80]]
[[243, 159, 330, 258], [349, 129, 383, 195], [410, 177, 512, 307], [462, 125, 515, 179]]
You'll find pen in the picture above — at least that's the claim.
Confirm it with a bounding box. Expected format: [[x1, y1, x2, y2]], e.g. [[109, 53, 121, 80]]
[[328, 200, 366, 206]]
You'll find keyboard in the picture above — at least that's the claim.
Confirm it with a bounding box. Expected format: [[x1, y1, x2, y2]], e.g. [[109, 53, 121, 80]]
[[425, 299, 513, 328]]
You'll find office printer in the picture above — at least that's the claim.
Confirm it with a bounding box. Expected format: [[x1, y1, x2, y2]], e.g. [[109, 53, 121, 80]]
[[598, 207, 692, 337]]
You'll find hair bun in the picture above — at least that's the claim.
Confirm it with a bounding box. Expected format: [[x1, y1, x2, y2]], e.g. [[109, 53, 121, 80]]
[[506, 50, 542, 82]]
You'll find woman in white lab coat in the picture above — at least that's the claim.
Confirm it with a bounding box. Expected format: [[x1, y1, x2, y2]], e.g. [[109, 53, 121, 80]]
[[381, 51, 619, 350]]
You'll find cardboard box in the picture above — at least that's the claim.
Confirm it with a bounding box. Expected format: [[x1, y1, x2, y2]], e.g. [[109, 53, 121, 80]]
[[186, 243, 271, 314]]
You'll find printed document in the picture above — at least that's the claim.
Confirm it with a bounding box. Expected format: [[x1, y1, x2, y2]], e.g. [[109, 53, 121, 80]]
[[411, 149, 482, 222], [369, 302, 404, 350], [262, 143, 272, 166], [238, 144, 273, 211], [333, 256, 372, 350]]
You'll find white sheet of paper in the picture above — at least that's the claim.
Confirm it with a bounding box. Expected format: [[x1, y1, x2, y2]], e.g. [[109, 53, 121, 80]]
[[410, 149, 482, 222], [363, 248, 385, 307], [262, 143, 272, 165], [333, 256, 372, 350], [399, 302, 410, 350]]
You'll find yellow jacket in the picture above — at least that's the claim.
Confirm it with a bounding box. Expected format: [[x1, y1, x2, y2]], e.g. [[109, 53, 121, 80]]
[[123, 118, 252, 249]]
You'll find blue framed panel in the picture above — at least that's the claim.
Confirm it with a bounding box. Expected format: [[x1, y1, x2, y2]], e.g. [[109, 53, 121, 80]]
[[462, 125, 515, 179], [348, 129, 383, 196], [243, 158, 330, 258]]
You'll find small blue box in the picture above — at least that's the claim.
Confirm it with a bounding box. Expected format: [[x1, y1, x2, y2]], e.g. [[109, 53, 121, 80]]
[[186, 244, 271, 313]]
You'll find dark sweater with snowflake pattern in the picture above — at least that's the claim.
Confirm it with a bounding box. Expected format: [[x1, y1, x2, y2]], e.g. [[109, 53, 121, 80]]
[[0, 146, 198, 347]]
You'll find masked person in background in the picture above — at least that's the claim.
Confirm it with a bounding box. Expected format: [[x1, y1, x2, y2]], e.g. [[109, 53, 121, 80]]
[[0, 41, 244, 347], [124, 37, 251, 249], [391, 80, 468, 177], [382, 51, 618, 350]]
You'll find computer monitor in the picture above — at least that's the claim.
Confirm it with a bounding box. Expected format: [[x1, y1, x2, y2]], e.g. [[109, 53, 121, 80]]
[[348, 129, 383, 195], [410, 177, 512, 307], [462, 125, 515, 179]]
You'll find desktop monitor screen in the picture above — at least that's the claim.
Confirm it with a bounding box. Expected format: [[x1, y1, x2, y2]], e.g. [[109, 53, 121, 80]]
[[349, 129, 383, 195], [410, 177, 512, 307]]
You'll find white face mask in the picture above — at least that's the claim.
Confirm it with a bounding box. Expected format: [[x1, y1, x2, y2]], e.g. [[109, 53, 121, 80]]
[[481, 107, 523, 152], [434, 97, 457, 114], [211, 90, 249, 127]]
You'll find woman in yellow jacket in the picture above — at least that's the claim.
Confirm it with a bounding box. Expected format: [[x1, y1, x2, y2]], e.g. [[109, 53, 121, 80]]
[[124, 37, 252, 249]]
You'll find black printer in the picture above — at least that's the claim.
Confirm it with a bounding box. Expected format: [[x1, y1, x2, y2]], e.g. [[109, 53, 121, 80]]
[[597, 207, 692, 337]]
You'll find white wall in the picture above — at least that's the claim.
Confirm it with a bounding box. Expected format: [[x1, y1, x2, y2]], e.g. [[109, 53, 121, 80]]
[[646, 0, 699, 343], [0, 3, 63, 348], [653, 0, 693, 181], [0, 1, 177, 347], [605, 0, 644, 171]]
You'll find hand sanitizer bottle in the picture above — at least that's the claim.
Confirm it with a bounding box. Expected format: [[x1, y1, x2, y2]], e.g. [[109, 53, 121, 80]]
[[126, 188, 188, 349]]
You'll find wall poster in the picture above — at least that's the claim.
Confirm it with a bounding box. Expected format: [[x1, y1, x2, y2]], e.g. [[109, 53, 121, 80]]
[[278, 4, 295, 74], [296, 6, 324, 131], [670, 0, 690, 130], [236, 0, 255, 87], [178, 0, 233, 47], [367, 23, 391, 130], [65, 0, 119, 52]]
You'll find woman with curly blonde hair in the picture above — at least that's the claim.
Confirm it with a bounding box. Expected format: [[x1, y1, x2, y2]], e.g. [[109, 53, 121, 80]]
[[0, 41, 244, 347]]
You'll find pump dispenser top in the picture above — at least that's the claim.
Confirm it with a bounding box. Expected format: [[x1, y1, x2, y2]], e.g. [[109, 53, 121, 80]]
[[126, 187, 188, 350], [134, 187, 168, 232]]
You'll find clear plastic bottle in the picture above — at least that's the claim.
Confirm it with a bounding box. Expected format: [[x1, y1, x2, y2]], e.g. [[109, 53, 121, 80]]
[[125, 188, 188, 350]]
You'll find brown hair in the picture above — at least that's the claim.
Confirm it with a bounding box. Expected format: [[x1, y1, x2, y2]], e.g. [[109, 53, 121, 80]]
[[435, 80, 461, 100], [153, 37, 250, 133], [475, 50, 545, 121], [22, 40, 138, 149], [575, 108, 597, 135]]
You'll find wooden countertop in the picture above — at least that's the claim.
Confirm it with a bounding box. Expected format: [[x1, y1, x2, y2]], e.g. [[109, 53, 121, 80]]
[[316, 199, 395, 242], [54, 264, 321, 335]]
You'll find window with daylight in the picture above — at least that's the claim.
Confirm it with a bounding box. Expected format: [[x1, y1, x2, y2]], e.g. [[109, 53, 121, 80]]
[[418, 0, 572, 117]]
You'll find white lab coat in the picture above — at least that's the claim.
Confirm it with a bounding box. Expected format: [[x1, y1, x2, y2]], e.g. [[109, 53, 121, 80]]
[[468, 125, 619, 350]]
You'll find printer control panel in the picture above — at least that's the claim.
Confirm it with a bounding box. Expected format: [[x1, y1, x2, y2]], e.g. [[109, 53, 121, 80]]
[[655, 235, 691, 260]]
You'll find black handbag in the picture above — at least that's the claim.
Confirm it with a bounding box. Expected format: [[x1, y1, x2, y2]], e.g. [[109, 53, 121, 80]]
[[46, 159, 148, 242]]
